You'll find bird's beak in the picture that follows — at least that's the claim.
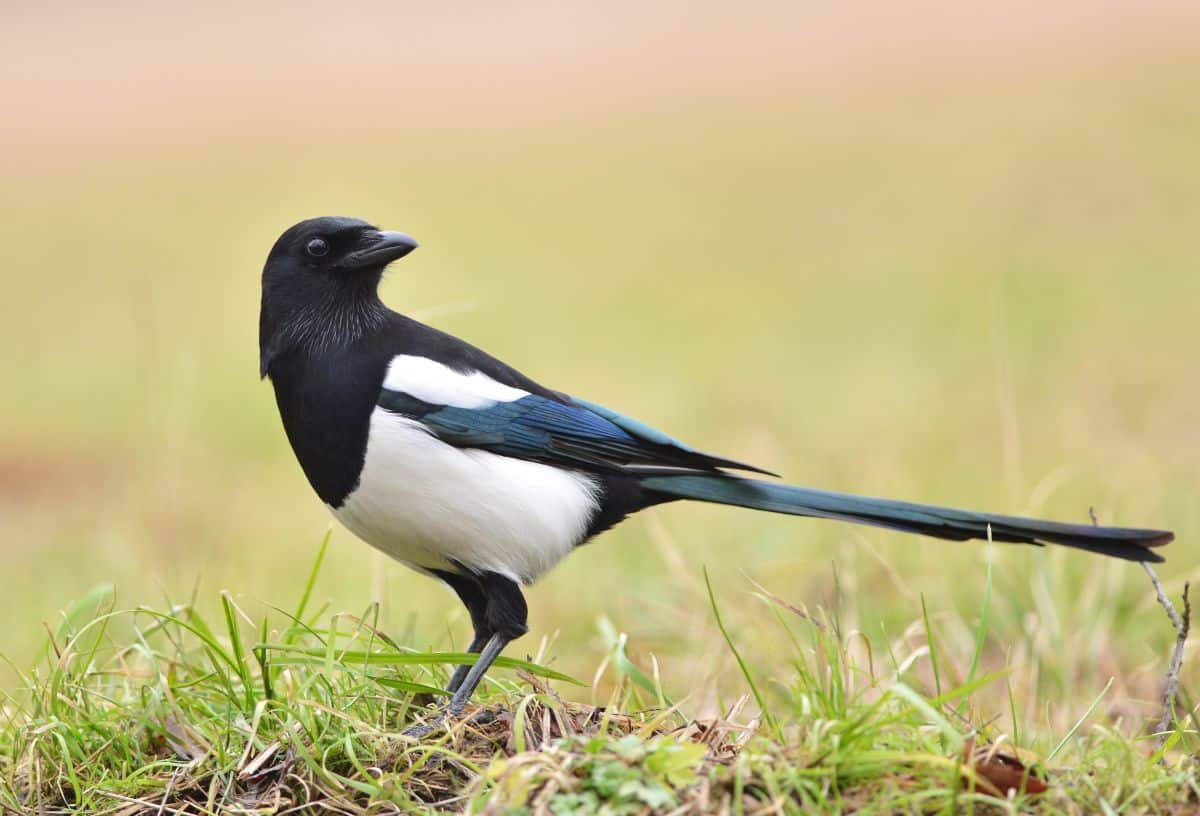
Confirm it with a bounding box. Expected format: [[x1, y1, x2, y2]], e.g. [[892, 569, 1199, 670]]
[[344, 230, 419, 270]]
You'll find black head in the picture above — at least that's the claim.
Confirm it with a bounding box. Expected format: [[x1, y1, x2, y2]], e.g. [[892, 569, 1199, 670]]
[[264, 216, 418, 280], [259, 216, 419, 377]]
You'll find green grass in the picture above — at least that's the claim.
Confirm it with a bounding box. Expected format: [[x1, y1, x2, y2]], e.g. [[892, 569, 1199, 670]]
[[1, 549, 1195, 813]]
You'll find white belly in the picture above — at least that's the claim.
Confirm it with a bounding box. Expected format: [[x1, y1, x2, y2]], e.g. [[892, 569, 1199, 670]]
[[331, 408, 600, 584]]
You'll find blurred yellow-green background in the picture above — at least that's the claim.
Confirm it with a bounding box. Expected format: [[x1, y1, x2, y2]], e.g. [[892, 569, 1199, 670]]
[[2, 1, 1197, 725]]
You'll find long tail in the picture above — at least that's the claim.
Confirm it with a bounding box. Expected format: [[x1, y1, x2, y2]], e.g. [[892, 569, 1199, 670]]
[[640, 474, 1171, 563]]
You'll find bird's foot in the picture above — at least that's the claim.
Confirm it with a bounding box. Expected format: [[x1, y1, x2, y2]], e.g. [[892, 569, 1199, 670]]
[[401, 720, 439, 739], [469, 707, 499, 727], [401, 707, 449, 738], [401, 706, 501, 739]]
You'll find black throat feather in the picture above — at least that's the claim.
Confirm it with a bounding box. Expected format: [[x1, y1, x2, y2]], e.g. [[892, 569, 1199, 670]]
[[259, 277, 388, 378]]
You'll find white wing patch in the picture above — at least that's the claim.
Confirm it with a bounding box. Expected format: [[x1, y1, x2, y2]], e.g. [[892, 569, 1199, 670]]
[[332, 409, 599, 584], [382, 355, 528, 408]]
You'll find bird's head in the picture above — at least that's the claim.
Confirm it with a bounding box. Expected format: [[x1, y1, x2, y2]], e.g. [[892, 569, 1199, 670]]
[[259, 216, 419, 377]]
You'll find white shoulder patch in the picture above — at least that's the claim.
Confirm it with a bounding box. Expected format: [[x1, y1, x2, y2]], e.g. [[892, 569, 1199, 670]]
[[382, 355, 529, 409]]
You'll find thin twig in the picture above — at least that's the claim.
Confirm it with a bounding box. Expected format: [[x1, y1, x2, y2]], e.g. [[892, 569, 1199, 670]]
[[1142, 564, 1190, 750], [155, 768, 181, 816], [1090, 507, 1190, 751]]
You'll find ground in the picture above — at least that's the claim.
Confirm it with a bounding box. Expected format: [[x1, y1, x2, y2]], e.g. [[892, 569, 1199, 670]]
[[0, 544, 1195, 813]]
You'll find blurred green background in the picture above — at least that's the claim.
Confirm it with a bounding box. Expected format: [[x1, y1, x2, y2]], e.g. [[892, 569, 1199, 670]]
[[2, 2, 1197, 729]]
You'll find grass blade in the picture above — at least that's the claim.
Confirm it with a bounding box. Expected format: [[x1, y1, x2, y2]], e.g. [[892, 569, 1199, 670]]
[[1047, 676, 1114, 761], [703, 567, 776, 734], [288, 530, 331, 647], [920, 593, 943, 699], [965, 559, 992, 687], [258, 644, 584, 684], [220, 591, 256, 711]]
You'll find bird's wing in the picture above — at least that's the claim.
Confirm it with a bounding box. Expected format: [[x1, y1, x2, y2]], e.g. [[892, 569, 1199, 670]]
[[376, 356, 773, 475]]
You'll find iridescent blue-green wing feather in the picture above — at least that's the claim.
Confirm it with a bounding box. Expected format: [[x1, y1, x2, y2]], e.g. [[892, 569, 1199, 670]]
[[377, 389, 774, 475]]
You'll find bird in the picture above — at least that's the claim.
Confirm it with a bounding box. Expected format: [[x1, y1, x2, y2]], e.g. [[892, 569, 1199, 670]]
[[259, 215, 1172, 729]]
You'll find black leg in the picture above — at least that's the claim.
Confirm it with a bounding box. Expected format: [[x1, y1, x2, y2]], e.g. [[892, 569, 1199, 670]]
[[445, 630, 490, 694], [448, 573, 527, 709], [446, 632, 514, 716], [432, 570, 492, 694], [404, 570, 528, 737]]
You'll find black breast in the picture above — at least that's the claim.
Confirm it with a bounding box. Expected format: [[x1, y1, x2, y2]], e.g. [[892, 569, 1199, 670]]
[[269, 343, 390, 507]]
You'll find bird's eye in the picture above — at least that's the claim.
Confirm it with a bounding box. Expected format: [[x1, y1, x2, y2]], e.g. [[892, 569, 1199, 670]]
[[306, 238, 329, 258]]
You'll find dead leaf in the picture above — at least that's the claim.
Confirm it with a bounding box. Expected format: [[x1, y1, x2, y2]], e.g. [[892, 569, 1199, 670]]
[[963, 738, 1049, 797]]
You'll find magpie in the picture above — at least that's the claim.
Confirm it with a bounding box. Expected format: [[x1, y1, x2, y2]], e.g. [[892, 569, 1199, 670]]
[[260, 216, 1172, 726]]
